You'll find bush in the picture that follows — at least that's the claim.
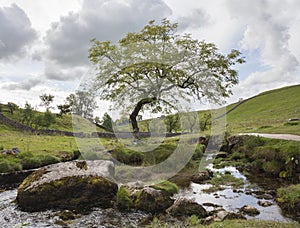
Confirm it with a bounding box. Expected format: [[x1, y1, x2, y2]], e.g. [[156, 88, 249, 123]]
[[252, 146, 280, 161], [277, 184, 300, 212], [117, 186, 133, 211], [192, 144, 205, 160], [262, 160, 283, 176]]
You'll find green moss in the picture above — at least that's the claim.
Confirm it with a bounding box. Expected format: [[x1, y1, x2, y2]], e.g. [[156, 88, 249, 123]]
[[150, 180, 179, 196], [112, 147, 144, 166], [116, 186, 133, 211], [18, 168, 47, 192]]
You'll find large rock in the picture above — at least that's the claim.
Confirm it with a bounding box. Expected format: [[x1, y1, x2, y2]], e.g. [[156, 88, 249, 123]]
[[17, 160, 118, 211], [134, 187, 174, 214], [166, 198, 208, 218]]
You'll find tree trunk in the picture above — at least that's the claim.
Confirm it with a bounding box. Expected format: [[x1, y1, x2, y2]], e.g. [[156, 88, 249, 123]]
[[130, 97, 156, 139]]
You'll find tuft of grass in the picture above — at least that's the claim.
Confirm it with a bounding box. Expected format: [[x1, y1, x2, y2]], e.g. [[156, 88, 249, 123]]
[[150, 180, 179, 196], [208, 173, 245, 188]]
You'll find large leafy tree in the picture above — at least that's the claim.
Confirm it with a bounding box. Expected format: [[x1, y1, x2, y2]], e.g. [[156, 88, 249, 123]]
[[89, 19, 245, 136]]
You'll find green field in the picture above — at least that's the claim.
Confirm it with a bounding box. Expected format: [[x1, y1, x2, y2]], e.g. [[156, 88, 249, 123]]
[[226, 84, 300, 134]]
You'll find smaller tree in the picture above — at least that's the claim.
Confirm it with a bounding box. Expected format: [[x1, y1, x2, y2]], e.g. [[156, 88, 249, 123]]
[[7, 102, 18, 114], [200, 113, 211, 131], [39, 94, 54, 111], [57, 104, 72, 116], [101, 112, 113, 132], [164, 113, 180, 133], [42, 110, 56, 128], [22, 102, 35, 127]]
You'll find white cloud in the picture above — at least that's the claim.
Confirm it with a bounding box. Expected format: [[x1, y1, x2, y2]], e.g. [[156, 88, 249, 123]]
[[224, 0, 300, 100], [1, 77, 44, 90], [0, 4, 37, 59], [41, 0, 172, 82]]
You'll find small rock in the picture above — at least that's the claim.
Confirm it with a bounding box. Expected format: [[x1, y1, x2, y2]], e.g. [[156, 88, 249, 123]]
[[215, 152, 229, 159], [240, 205, 260, 216], [202, 202, 222, 208], [256, 193, 273, 200], [56, 210, 77, 220], [166, 198, 208, 218], [191, 170, 213, 184], [258, 200, 273, 207]]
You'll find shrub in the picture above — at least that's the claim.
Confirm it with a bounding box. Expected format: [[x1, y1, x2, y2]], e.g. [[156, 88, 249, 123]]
[[277, 184, 300, 212], [252, 146, 280, 161], [262, 160, 283, 176], [192, 143, 205, 160]]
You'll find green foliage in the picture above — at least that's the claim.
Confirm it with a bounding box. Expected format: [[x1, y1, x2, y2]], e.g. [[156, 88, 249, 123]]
[[116, 186, 133, 211], [164, 114, 180, 133], [277, 184, 300, 211], [101, 112, 113, 132], [21, 102, 35, 127], [150, 180, 179, 196], [39, 93, 54, 110], [89, 19, 244, 132], [7, 102, 18, 114], [192, 143, 205, 160], [66, 91, 98, 119]]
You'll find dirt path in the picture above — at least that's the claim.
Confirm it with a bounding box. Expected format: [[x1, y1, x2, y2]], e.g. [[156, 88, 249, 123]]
[[239, 133, 300, 141]]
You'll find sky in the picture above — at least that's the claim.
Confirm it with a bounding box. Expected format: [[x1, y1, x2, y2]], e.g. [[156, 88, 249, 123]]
[[0, 0, 300, 117]]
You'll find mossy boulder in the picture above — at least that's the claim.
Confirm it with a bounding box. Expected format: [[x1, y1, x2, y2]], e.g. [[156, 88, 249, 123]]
[[166, 198, 208, 218], [17, 160, 117, 212], [134, 187, 174, 214]]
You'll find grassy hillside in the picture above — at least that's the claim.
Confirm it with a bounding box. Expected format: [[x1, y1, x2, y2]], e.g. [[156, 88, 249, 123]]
[[226, 84, 300, 134]]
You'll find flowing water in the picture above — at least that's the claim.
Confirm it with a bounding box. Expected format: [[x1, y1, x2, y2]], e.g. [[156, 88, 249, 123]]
[[176, 165, 293, 222], [0, 165, 296, 227], [0, 189, 148, 228]]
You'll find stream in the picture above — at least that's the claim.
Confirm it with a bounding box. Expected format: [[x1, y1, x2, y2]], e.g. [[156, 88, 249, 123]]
[[176, 165, 292, 222], [0, 165, 296, 227]]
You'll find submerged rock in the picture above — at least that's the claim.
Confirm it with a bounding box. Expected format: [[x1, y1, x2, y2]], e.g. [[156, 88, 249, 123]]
[[240, 205, 260, 216], [191, 170, 213, 184], [16, 160, 118, 212], [166, 198, 208, 218], [258, 200, 273, 207]]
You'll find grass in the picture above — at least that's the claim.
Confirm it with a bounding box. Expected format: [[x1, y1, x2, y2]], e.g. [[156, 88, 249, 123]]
[[226, 84, 300, 134], [207, 173, 245, 188], [147, 217, 299, 228]]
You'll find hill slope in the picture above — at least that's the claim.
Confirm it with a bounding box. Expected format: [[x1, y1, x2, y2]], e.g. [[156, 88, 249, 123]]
[[226, 84, 300, 134]]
